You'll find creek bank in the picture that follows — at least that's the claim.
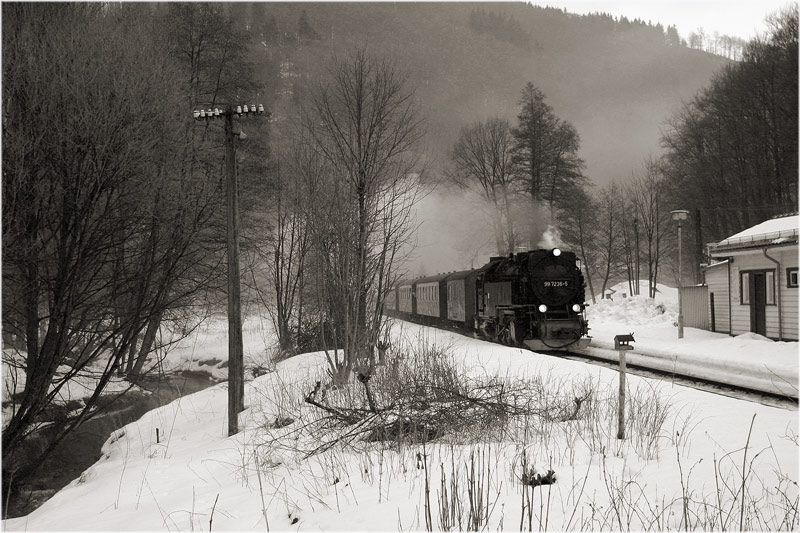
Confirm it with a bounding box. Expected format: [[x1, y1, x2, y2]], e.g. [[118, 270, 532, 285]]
[[3, 371, 217, 519]]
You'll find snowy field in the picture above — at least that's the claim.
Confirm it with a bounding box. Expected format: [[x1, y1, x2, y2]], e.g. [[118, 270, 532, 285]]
[[4, 287, 798, 531]]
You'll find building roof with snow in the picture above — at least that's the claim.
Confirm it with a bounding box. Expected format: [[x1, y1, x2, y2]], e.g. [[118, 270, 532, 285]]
[[709, 213, 798, 256]]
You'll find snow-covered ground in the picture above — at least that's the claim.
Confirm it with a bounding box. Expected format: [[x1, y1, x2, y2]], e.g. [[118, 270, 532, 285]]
[[586, 282, 798, 398], [4, 287, 798, 531]]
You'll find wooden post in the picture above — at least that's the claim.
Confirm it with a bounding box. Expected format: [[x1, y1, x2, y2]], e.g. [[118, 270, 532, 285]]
[[617, 349, 626, 440], [225, 107, 244, 436]]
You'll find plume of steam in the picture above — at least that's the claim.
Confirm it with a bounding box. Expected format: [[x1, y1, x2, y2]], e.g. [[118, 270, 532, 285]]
[[537, 225, 563, 249]]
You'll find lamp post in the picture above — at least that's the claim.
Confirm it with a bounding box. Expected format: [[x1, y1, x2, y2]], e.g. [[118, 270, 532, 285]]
[[671, 210, 689, 339], [194, 103, 267, 436]]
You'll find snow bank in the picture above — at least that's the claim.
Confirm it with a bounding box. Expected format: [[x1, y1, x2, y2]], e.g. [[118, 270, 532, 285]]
[[585, 289, 798, 398]]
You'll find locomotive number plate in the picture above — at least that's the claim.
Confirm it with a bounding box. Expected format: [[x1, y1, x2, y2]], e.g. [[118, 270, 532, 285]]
[[543, 280, 570, 288]]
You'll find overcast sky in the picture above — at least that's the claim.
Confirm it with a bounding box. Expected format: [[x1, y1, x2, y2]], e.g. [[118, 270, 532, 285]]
[[537, 0, 793, 41]]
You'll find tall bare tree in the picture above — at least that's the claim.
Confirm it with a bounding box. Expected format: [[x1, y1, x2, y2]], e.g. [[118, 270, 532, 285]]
[[1, 3, 197, 479], [304, 50, 423, 384], [595, 182, 624, 298], [557, 185, 598, 303], [251, 137, 320, 355], [628, 159, 667, 298]]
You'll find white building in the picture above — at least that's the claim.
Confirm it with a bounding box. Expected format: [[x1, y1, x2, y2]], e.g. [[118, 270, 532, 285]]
[[703, 213, 798, 340]]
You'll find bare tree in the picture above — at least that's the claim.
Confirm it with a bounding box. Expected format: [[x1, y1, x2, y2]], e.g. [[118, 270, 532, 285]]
[[449, 118, 518, 255], [1, 3, 222, 485], [595, 182, 624, 298], [618, 194, 639, 296], [252, 138, 320, 355], [627, 159, 667, 298], [304, 50, 423, 384], [557, 185, 598, 303]]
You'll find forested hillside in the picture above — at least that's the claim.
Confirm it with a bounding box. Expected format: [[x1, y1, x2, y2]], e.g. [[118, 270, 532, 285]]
[[240, 2, 727, 185]]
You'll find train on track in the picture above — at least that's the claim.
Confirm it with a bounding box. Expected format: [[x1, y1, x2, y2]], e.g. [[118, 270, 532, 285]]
[[384, 248, 591, 350]]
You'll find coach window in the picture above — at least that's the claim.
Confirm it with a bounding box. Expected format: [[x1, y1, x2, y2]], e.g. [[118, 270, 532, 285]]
[[787, 267, 798, 288]]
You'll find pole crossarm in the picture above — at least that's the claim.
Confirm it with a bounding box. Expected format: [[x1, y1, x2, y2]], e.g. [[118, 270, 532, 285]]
[[193, 103, 267, 120]]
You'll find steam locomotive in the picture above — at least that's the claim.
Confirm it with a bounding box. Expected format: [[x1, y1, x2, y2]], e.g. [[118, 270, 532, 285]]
[[384, 248, 590, 350]]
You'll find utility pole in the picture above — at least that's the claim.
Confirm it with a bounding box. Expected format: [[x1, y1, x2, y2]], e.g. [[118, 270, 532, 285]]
[[223, 107, 244, 431], [194, 104, 267, 436]]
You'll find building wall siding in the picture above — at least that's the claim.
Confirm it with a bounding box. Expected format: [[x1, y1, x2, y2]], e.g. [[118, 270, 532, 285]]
[[705, 264, 730, 333], [681, 286, 709, 330], [727, 249, 798, 340]]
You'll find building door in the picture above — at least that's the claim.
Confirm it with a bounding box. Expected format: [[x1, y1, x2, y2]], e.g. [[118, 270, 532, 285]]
[[749, 272, 767, 336]]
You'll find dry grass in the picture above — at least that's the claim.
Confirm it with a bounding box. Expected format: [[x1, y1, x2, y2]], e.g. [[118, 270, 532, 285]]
[[236, 337, 797, 531]]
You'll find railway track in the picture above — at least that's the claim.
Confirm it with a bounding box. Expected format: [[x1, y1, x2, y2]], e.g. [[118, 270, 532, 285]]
[[391, 316, 797, 408], [549, 347, 798, 409]]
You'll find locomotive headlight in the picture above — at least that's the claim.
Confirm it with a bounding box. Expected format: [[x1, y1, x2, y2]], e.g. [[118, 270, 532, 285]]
[[538, 304, 548, 313], [572, 303, 581, 312], [552, 248, 561, 256]]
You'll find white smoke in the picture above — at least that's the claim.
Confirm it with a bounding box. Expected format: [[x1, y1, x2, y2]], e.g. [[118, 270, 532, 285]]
[[537, 225, 564, 249]]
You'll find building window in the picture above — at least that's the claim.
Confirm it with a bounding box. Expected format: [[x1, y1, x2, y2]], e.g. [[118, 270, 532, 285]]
[[741, 272, 750, 304], [766, 271, 774, 305], [788, 267, 798, 288]]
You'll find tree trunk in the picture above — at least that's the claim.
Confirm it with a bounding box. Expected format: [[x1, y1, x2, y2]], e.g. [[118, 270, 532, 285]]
[[128, 309, 163, 378], [23, 259, 39, 382], [124, 333, 138, 374]]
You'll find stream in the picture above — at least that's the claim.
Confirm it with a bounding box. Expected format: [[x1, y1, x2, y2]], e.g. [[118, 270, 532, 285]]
[[3, 372, 217, 519]]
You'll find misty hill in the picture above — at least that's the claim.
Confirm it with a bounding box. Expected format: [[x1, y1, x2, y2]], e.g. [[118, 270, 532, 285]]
[[253, 2, 728, 186]]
